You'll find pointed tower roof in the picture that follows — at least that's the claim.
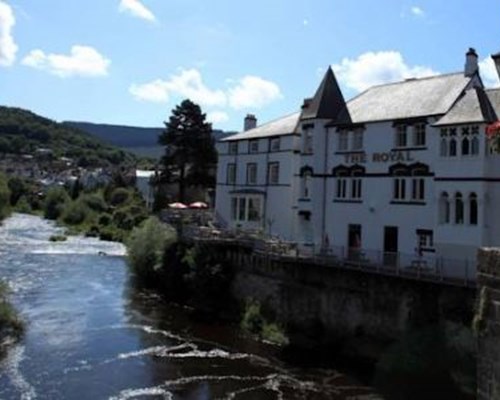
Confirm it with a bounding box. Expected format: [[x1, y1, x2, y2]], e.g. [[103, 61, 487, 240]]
[[300, 67, 350, 122]]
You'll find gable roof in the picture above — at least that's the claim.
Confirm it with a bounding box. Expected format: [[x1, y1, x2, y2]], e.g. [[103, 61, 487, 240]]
[[222, 112, 300, 141], [300, 67, 348, 121], [343, 72, 473, 124], [434, 87, 497, 126], [486, 88, 500, 118]]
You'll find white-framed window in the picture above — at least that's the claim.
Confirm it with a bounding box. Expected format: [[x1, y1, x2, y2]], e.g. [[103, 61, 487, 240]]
[[337, 130, 349, 151], [351, 178, 362, 199], [336, 178, 347, 199], [395, 125, 407, 148], [270, 137, 280, 152], [246, 163, 257, 185], [303, 129, 313, 154], [413, 124, 426, 147], [449, 137, 457, 156], [417, 230, 434, 250], [249, 139, 259, 154], [267, 162, 280, 184], [393, 178, 406, 200], [227, 163, 236, 184], [228, 142, 238, 155], [352, 129, 364, 150], [411, 178, 425, 201], [231, 195, 262, 222]]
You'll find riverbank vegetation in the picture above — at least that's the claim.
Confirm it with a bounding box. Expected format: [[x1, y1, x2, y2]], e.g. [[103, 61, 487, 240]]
[[0, 282, 24, 353], [0, 173, 10, 221], [241, 299, 289, 345], [43, 184, 149, 242]]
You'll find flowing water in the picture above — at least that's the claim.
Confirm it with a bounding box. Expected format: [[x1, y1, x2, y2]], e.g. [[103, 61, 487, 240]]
[[0, 214, 382, 400]]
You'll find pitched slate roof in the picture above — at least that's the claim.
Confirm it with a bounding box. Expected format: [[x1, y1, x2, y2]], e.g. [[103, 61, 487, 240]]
[[486, 88, 500, 118], [434, 88, 497, 126], [222, 112, 300, 141], [343, 72, 472, 124], [300, 67, 348, 121]]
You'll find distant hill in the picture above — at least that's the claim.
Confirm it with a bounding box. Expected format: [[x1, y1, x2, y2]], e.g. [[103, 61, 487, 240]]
[[0, 107, 134, 166], [65, 121, 235, 159]]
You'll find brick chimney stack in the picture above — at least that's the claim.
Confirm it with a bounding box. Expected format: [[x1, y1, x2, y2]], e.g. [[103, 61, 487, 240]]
[[244, 114, 257, 131]]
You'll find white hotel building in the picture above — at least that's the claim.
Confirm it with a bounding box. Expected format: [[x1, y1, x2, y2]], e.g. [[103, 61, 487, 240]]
[[215, 49, 500, 278]]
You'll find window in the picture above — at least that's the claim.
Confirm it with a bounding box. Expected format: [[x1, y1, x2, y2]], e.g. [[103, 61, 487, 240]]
[[303, 129, 313, 154], [352, 129, 364, 150], [461, 137, 470, 156], [393, 178, 406, 200], [267, 162, 279, 184], [246, 163, 257, 184], [227, 163, 236, 184], [395, 125, 407, 148], [439, 192, 450, 224], [249, 140, 259, 153], [469, 193, 478, 225], [455, 193, 464, 224], [228, 142, 238, 155], [248, 197, 262, 222], [230, 196, 262, 222], [449, 138, 457, 157], [351, 178, 362, 199], [440, 129, 448, 157], [417, 230, 434, 250], [413, 124, 426, 147], [471, 136, 480, 155], [301, 171, 312, 198], [336, 178, 347, 199], [270, 137, 280, 152], [411, 178, 425, 201], [338, 130, 349, 151]]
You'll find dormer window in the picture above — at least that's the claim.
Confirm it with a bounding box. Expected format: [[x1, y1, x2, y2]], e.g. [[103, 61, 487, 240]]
[[270, 137, 280, 152], [303, 129, 313, 154], [249, 140, 259, 154], [352, 129, 364, 150]]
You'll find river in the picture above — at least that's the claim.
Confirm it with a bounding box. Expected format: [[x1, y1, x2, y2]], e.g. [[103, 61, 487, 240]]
[[0, 214, 382, 400]]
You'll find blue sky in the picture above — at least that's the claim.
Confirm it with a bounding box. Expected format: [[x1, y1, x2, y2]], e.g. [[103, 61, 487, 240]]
[[0, 0, 499, 131]]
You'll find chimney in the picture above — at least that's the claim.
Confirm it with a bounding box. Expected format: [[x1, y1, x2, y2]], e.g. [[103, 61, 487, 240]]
[[465, 47, 479, 77], [244, 114, 257, 131]]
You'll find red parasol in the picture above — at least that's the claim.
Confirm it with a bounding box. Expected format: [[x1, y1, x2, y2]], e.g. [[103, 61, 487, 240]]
[[486, 121, 500, 137]]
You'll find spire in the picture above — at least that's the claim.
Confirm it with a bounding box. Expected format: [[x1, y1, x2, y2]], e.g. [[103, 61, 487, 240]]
[[300, 67, 349, 122]]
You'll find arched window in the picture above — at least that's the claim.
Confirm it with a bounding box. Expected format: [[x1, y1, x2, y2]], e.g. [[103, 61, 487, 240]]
[[440, 137, 448, 157], [449, 138, 457, 157], [471, 136, 479, 156], [469, 193, 478, 225], [302, 171, 312, 198], [455, 192, 464, 224], [439, 192, 450, 224], [461, 137, 470, 156]]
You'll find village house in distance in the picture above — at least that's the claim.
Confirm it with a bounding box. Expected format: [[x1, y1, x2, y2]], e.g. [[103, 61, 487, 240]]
[[215, 48, 500, 280]]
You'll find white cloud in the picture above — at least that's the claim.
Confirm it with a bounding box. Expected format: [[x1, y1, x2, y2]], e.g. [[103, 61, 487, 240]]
[[0, 1, 17, 66], [119, 0, 156, 22], [332, 51, 438, 92], [410, 6, 425, 17], [479, 56, 500, 88], [228, 76, 282, 109], [207, 111, 229, 124], [130, 69, 282, 110], [22, 45, 111, 78]]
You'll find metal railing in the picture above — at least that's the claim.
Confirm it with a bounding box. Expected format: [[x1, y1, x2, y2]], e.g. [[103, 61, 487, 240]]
[[180, 226, 476, 288]]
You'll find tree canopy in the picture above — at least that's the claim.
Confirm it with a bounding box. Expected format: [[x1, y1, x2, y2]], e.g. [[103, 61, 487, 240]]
[[158, 99, 217, 202]]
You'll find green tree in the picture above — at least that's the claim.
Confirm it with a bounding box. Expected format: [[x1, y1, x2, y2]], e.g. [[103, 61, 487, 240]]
[[0, 173, 11, 220], [43, 186, 70, 220], [159, 99, 216, 202]]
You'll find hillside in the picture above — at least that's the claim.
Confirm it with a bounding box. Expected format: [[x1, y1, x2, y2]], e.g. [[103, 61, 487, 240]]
[[0, 107, 133, 166], [65, 121, 235, 159]]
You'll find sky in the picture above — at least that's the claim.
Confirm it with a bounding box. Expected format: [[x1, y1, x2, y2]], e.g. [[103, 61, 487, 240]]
[[0, 0, 500, 131]]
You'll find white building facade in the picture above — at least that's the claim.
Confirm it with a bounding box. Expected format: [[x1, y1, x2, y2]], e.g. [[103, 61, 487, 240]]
[[215, 49, 500, 279]]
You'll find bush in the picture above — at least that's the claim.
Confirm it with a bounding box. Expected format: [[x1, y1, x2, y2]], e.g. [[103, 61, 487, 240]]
[[44, 186, 69, 220], [0, 282, 23, 338], [80, 193, 107, 212], [127, 217, 177, 280], [61, 200, 90, 225], [241, 299, 288, 345], [0, 173, 10, 221], [109, 187, 130, 206]]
